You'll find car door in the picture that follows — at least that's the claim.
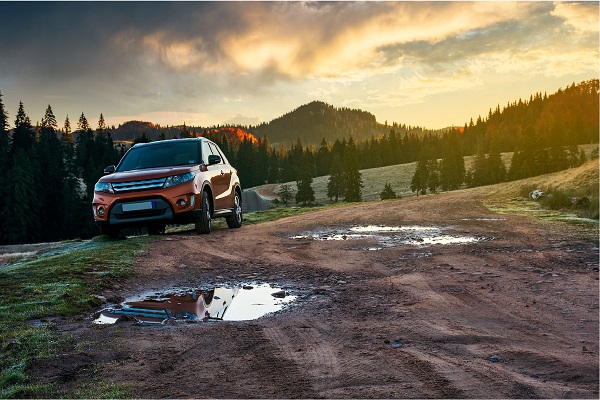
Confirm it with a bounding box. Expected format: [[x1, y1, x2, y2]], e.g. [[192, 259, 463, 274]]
[[209, 142, 233, 210]]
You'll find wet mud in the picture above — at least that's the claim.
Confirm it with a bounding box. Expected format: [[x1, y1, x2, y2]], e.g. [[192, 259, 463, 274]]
[[31, 190, 599, 398]]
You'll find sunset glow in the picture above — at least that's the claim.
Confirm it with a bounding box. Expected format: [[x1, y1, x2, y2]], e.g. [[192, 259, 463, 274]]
[[0, 1, 597, 129]]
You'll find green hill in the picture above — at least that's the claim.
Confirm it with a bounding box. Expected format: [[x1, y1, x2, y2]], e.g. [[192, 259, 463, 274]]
[[249, 101, 432, 147]]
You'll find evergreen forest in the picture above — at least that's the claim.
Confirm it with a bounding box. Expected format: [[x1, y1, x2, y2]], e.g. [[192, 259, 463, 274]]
[[0, 79, 597, 244]]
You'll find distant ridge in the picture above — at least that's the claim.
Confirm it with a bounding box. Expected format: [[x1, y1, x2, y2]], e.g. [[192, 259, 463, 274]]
[[108, 101, 439, 146]]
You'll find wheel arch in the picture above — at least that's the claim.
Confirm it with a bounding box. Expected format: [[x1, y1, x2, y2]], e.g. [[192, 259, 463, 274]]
[[201, 181, 214, 214]]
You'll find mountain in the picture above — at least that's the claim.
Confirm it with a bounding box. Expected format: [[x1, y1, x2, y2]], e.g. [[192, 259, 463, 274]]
[[248, 101, 390, 147]]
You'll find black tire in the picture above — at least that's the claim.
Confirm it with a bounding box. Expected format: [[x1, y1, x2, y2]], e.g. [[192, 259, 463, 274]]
[[100, 226, 120, 239], [147, 224, 166, 235], [195, 191, 212, 234], [226, 191, 243, 229]]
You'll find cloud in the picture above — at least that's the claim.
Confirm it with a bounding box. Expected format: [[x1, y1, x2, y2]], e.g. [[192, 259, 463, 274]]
[[551, 2, 599, 34], [0, 2, 597, 129]]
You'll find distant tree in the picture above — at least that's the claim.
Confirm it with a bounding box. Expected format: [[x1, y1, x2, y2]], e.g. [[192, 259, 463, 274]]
[[77, 111, 90, 132], [315, 138, 331, 176], [439, 134, 465, 191], [487, 145, 506, 184], [427, 159, 440, 193], [133, 131, 149, 144], [96, 113, 108, 141], [342, 137, 362, 202], [0, 92, 9, 239], [327, 153, 344, 202], [0, 91, 8, 149], [11, 101, 34, 153], [295, 155, 315, 205], [410, 152, 429, 196], [469, 147, 489, 187], [380, 182, 397, 200], [179, 123, 191, 138], [276, 183, 294, 206]]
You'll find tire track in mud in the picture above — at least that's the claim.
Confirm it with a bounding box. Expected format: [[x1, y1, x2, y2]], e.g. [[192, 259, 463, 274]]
[[262, 322, 343, 392], [221, 324, 318, 398]]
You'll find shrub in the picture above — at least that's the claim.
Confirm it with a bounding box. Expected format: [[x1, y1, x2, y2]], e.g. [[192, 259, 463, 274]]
[[380, 182, 397, 200]]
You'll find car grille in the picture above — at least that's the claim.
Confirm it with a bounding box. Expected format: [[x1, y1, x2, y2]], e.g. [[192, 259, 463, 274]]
[[112, 178, 166, 193]]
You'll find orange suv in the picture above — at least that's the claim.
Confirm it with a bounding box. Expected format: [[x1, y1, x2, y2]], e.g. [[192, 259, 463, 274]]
[[92, 138, 242, 238]]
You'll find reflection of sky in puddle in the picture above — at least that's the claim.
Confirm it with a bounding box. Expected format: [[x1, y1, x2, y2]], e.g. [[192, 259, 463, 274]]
[[291, 225, 484, 249], [95, 283, 296, 325]]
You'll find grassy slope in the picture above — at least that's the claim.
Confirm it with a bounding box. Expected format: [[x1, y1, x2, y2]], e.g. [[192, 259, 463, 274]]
[[259, 144, 597, 204], [0, 236, 153, 398]]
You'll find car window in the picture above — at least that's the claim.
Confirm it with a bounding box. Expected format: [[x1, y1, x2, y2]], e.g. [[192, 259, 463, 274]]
[[208, 143, 223, 164], [201, 141, 213, 165], [117, 141, 200, 172]]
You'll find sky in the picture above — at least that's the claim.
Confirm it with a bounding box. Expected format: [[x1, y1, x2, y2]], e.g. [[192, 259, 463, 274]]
[[0, 1, 598, 131]]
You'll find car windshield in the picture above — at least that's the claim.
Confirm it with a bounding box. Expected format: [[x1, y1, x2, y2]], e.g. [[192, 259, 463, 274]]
[[117, 141, 200, 172]]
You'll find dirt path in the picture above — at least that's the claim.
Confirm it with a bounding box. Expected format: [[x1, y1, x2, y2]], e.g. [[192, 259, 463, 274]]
[[38, 189, 599, 398]]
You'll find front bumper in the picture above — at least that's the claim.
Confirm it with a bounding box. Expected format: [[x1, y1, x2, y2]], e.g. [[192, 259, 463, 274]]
[[93, 183, 199, 228]]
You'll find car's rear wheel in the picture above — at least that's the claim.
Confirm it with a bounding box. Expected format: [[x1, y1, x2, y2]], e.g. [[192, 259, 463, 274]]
[[226, 192, 243, 229], [195, 191, 212, 234]]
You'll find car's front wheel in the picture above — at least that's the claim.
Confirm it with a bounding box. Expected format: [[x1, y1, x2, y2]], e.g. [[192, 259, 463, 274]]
[[195, 191, 212, 234], [226, 192, 243, 229]]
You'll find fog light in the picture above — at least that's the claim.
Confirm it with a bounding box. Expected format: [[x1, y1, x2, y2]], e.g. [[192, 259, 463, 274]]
[[98, 206, 105, 216], [176, 199, 186, 208]]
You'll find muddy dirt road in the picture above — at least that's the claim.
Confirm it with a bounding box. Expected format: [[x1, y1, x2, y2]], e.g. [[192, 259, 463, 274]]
[[38, 189, 598, 398]]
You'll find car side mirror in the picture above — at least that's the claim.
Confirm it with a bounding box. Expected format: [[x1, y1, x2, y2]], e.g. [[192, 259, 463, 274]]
[[103, 165, 116, 174], [208, 155, 221, 165]]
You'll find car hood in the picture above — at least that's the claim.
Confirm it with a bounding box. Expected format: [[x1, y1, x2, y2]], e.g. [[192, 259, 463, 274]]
[[99, 165, 198, 183]]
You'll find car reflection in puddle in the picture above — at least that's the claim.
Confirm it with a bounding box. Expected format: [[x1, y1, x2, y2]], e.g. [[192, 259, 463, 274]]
[[291, 225, 485, 250], [95, 283, 297, 325]]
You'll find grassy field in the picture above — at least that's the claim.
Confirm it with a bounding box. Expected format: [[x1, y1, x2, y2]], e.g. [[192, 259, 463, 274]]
[[0, 236, 153, 398], [259, 144, 598, 204]]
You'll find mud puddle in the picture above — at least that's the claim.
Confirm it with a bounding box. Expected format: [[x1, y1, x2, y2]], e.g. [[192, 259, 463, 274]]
[[95, 283, 297, 325], [291, 225, 486, 250]]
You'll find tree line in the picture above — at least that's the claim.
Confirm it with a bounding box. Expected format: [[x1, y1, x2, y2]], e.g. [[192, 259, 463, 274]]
[[0, 79, 596, 243], [0, 94, 123, 244]]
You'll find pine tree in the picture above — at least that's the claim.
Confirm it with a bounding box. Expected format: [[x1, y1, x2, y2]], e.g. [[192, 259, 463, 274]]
[[342, 137, 362, 202], [295, 155, 315, 205], [315, 138, 331, 176], [427, 159, 440, 193], [410, 154, 429, 196], [327, 153, 343, 202], [0, 91, 9, 241], [38, 105, 66, 241], [380, 182, 397, 200], [439, 134, 465, 191], [11, 101, 34, 153]]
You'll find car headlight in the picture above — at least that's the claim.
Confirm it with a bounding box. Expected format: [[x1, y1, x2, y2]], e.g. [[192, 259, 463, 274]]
[[164, 171, 196, 188], [94, 182, 114, 194]]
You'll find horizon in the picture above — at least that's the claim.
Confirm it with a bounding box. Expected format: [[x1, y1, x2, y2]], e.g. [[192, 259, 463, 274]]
[[0, 1, 597, 131]]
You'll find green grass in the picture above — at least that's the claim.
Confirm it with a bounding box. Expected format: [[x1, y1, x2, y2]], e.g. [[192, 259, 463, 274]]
[[243, 203, 350, 225], [0, 235, 153, 398]]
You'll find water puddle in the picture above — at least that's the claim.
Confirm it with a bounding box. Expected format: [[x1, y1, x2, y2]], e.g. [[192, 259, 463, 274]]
[[95, 283, 297, 325], [291, 225, 485, 250]]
